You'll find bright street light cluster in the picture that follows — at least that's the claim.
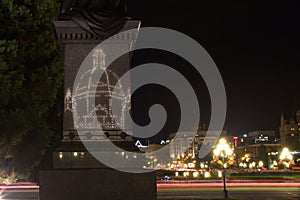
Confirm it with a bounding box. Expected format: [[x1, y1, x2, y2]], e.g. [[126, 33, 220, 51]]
[[213, 138, 234, 166], [212, 138, 234, 199], [279, 147, 293, 161], [279, 147, 293, 169]]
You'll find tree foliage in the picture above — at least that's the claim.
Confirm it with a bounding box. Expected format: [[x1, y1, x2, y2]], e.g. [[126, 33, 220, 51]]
[[0, 0, 63, 180]]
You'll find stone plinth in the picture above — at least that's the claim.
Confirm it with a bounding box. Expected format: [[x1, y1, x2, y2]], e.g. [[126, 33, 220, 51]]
[[52, 20, 141, 168], [55, 20, 140, 135], [40, 169, 157, 200], [39, 20, 157, 200]]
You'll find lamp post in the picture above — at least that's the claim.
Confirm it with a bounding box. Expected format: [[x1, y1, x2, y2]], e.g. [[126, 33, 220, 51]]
[[213, 138, 233, 199]]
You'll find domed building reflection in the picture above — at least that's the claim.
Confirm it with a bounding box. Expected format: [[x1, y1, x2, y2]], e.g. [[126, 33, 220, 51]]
[[65, 48, 130, 131]]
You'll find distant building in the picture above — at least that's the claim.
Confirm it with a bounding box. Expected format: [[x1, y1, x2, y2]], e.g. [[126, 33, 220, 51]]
[[235, 130, 281, 165], [169, 130, 228, 159], [297, 110, 300, 131], [196, 130, 228, 147], [279, 112, 300, 150], [248, 130, 275, 137], [238, 130, 279, 146], [169, 131, 197, 159]]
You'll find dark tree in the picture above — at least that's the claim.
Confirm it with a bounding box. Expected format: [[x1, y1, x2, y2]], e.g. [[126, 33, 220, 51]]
[[0, 0, 63, 181]]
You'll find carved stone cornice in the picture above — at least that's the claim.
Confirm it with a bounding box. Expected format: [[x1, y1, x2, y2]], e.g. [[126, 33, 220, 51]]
[[53, 20, 141, 44]]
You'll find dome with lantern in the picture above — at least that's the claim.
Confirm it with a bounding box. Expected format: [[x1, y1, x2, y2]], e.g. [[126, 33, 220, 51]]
[[71, 48, 130, 130]]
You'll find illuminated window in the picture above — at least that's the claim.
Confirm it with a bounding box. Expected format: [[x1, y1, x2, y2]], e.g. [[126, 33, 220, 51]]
[[291, 128, 295, 131]]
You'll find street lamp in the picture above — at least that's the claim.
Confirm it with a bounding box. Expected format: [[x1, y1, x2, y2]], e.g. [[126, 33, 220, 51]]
[[213, 138, 233, 199], [258, 160, 264, 168], [279, 147, 293, 169]]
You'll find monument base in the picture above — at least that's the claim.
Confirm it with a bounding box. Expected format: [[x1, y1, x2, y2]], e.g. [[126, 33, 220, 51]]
[[39, 19, 151, 200], [39, 169, 157, 200]]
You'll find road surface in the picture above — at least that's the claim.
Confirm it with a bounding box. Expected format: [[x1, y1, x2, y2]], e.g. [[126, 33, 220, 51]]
[[158, 187, 300, 200], [0, 189, 39, 200], [1, 186, 300, 199]]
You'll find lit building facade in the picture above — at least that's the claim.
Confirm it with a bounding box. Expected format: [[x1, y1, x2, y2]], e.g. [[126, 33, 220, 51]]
[[169, 131, 196, 159], [168, 130, 228, 159], [235, 130, 281, 167], [237, 130, 279, 146]]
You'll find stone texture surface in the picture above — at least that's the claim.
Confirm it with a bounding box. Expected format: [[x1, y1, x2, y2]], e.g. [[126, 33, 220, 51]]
[[39, 169, 157, 200], [55, 20, 140, 133], [39, 20, 157, 200]]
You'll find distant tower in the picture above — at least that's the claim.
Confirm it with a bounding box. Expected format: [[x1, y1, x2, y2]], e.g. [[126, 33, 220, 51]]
[[279, 113, 299, 150], [290, 118, 296, 125], [296, 110, 300, 134], [281, 113, 286, 126]]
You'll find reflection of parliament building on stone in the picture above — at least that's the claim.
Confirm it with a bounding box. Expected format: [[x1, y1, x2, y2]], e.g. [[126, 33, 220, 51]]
[[64, 48, 130, 133], [52, 20, 141, 170], [40, 17, 156, 200]]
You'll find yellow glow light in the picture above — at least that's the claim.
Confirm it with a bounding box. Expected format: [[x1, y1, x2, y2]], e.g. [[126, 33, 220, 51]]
[[204, 171, 211, 178], [280, 147, 293, 161], [218, 171, 223, 178]]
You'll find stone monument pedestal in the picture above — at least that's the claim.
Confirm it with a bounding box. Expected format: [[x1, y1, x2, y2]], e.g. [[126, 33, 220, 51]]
[[40, 169, 156, 200], [39, 20, 157, 200]]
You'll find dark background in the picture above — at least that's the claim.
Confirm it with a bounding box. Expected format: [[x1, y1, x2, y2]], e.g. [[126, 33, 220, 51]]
[[126, 1, 300, 138]]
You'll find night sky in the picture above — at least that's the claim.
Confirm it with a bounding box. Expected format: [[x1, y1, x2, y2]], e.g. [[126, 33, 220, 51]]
[[126, 1, 300, 136]]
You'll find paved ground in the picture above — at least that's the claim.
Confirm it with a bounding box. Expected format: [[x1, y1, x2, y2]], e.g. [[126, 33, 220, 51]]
[[1, 186, 300, 199], [157, 187, 300, 200], [157, 182, 300, 188], [0, 189, 39, 200]]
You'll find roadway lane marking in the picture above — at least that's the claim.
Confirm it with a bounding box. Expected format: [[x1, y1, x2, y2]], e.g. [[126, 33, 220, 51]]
[[0, 186, 39, 189], [2, 189, 39, 193]]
